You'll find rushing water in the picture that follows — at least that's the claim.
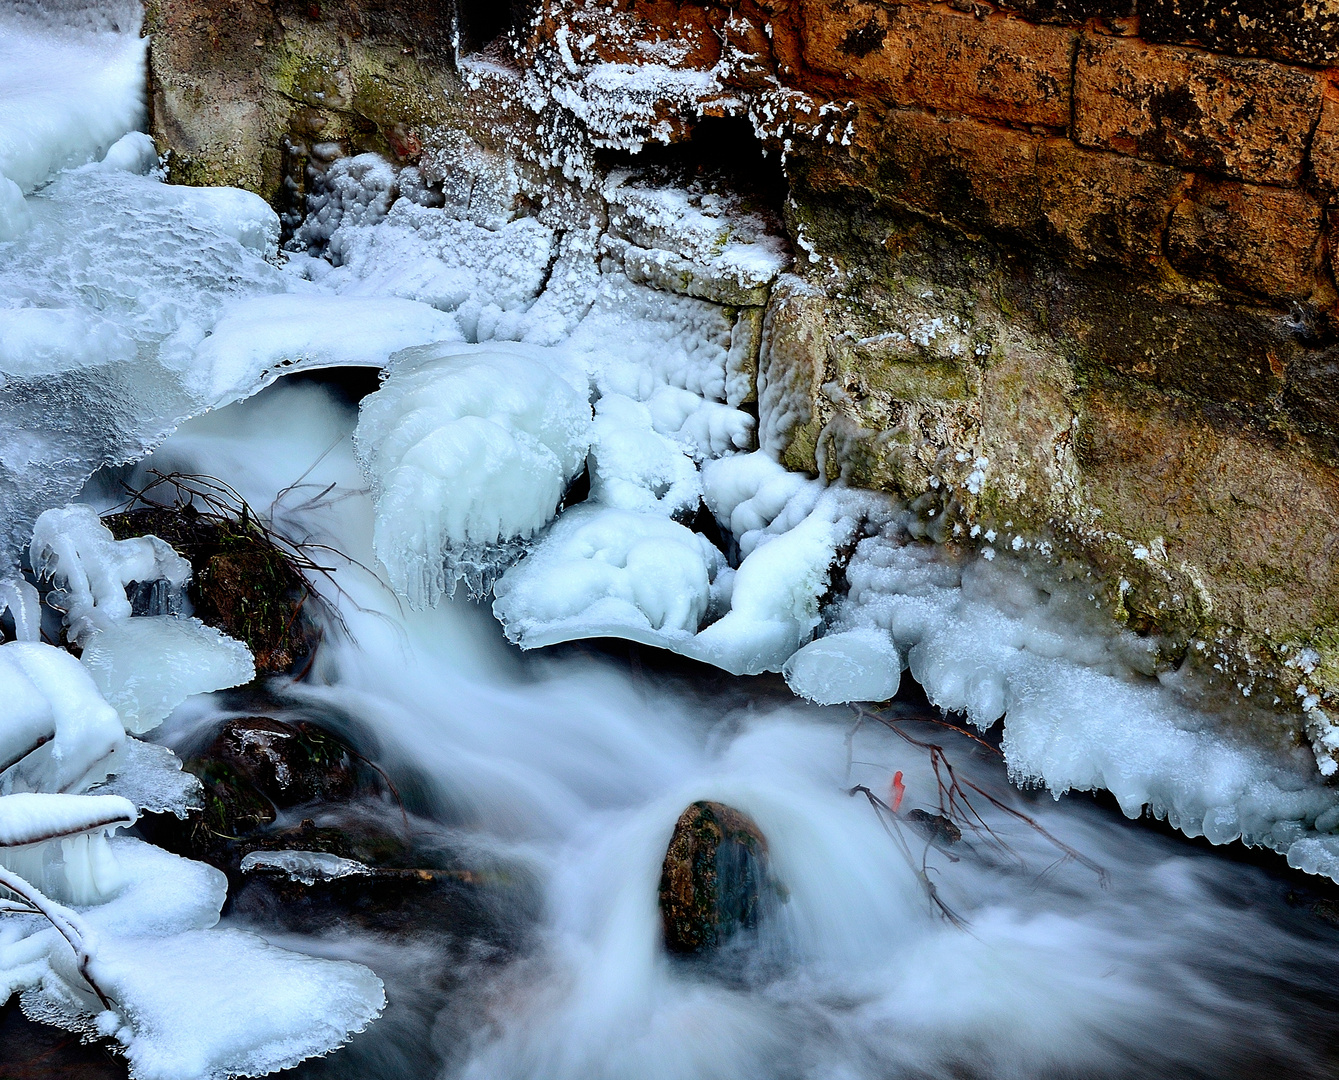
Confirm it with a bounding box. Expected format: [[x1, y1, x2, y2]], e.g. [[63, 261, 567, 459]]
[[6, 5, 1339, 1073], [75, 378, 1339, 1080]]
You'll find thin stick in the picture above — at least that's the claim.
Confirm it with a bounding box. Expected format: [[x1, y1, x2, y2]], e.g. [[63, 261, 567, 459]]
[[0, 865, 113, 1009]]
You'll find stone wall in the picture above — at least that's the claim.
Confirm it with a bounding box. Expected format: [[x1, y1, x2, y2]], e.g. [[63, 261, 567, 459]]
[[143, 0, 1339, 736]]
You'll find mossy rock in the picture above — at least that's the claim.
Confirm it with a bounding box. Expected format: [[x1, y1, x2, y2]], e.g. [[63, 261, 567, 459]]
[[659, 801, 771, 955], [104, 507, 318, 674]]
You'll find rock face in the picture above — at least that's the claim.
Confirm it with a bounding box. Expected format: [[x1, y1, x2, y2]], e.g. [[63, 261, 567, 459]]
[[659, 801, 770, 954], [143, 0, 1339, 746]]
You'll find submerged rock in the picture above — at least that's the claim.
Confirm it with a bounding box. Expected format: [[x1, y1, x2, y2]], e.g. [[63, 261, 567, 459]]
[[659, 801, 771, 955], [905, 808, 963, 847], [207, 715, 357, 807], [139, 715, 368, 867]]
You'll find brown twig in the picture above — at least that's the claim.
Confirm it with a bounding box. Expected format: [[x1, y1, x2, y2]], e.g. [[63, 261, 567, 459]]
[[850, 703, 1109, 887]]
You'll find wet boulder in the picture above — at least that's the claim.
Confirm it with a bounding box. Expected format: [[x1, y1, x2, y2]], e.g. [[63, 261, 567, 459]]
[[659, 801, 770, 955], [207, 715, 357, 807]]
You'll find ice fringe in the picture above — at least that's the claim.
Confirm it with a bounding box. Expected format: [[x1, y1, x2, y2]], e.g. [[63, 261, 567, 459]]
[[31, 504, 191, 647]]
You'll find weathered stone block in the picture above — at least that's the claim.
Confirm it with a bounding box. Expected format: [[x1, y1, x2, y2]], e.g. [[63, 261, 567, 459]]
[[1142, 0, 1339, 68], [1075, 386, 1339, 642], [1037, 141, 1188, 268], [1167, 180, 1322, 300], [1308, 87, 1339, 192], [993, 0, 1133, 22], [801, 1, 1076, 127], [1074, 34, 1321, 185], [866, 108, 1044, 236]]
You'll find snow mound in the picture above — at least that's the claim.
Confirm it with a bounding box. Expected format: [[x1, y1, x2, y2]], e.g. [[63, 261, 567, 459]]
[[356, 342, 593, 605], [81, 617, 256, 734], [0, 792, 136, 849], [0, 10, 145, 192]]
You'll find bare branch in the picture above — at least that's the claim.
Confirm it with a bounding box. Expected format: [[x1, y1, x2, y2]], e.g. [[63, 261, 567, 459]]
[[0, 865, 114, 1009]]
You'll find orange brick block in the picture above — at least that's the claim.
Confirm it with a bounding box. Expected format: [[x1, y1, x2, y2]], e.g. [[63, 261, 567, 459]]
[[802, 1, 1076, 128], [1074, 34, 1321, 186]]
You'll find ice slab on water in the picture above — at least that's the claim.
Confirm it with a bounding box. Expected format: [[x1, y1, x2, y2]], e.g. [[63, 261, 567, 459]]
[[76, 929, 386, 1080], [6, 835, 385, 1080], [240, 849, 373, 886], [0, 161, 289, 567], [31, 504, 191, 646], [356, 342, 593, 605], [783, 628, 902, 705], [189, 292, 459, 407], [81, 617, 256, 735], [87, 738, 202, 819], [0, 9, 145, 193]]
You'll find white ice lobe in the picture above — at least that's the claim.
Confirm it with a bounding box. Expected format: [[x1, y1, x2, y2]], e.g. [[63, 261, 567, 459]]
[[783, 629, 902, 705], [0, 792, 136, 849], [356, 343, 593, 604], [493, 504, 728, 648], [0, 641, 124, 795], [31, 504, 191, 647]]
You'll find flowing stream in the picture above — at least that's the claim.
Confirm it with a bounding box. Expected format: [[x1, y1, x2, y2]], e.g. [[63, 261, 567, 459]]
[[6, 5, 1339, 1076], [87, 378, 1339, 1080]]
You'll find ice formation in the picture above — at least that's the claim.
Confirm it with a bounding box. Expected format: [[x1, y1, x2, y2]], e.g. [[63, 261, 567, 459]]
[[355, 342, 593, 603], [0, 641, 124, 795], [240, 849, 374, 886], [6, 837, 385, 1080], [492, 504, 729, 649], [30, 504, 191, 646], [191, 292, 459, 407], [2, 499, 383, 1075], [0, 5, 146, 194], [783, 629, 902, 705], [81, 617, 256, 734]]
